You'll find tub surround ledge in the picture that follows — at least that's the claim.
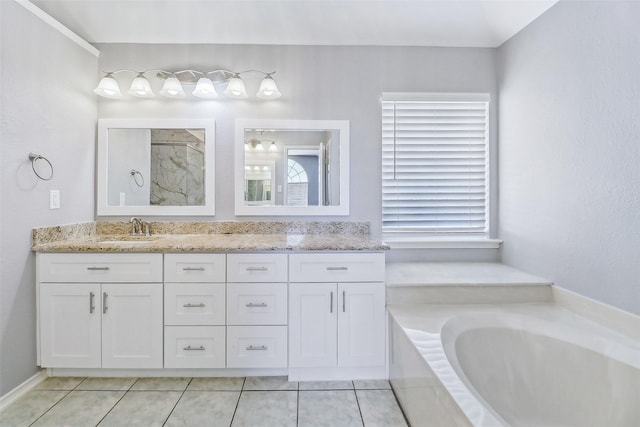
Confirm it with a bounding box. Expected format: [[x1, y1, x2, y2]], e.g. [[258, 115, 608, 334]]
[[31, 221, 389, 252]]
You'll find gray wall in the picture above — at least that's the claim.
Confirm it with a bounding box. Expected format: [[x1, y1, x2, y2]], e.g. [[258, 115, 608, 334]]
[[0, 2, 98, 396], [498, 1, 640, 314], [95, 43, 500, 262]]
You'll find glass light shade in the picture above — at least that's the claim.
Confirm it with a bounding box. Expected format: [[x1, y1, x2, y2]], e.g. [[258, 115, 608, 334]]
[[192, 77, 219, 98], [268, 141, 278, 152], [256, 75, 281, 99], [159, 76, 185, 98], [94, 74, 123, 98], [224, 75, 248, 99], [128, 74, 154, 98], [254, 141, 265, 151]]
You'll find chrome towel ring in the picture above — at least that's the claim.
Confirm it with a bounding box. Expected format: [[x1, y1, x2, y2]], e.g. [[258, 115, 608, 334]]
[[131, 169, 145, 187], [29, 153, 53, 181]]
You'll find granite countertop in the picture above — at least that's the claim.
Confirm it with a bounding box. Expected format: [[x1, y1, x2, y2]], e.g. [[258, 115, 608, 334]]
[[32, 221, 389, 253]]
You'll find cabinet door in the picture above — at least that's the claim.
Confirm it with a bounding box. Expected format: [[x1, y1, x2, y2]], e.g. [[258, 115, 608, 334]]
[[102, 283, 163, 369], [337, 282, 386, 367], [289, 283, 337, 368], [40, 283, 101, 368]]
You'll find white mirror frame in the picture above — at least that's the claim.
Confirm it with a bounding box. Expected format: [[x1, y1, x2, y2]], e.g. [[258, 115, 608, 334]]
[[235, 119, 350, 216], [97, 118, 215, 216]]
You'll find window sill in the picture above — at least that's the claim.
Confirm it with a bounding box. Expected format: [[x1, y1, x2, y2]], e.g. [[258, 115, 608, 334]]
[[384, 238, 503, 249]]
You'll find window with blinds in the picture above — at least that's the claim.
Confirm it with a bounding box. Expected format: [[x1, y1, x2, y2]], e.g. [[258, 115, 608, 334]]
[[381, 93, 490, 240]]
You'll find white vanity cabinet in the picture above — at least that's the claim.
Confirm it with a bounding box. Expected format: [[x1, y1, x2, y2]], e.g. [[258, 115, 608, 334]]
[[163, 254, 226, 369], [38, 253, 163, 369], [226, 254, 288, 369], [288, 253, 386, 380]]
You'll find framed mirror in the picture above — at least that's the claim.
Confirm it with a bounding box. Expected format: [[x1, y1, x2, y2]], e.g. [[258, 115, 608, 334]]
[[97, 118, 215, 216], [235, 119, 350, 215]]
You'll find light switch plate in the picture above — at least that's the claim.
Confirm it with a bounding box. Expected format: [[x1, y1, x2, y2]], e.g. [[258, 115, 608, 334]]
[[49, 190, 60, 209]]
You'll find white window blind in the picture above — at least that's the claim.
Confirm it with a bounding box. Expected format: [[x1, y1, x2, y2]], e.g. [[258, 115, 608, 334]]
[[381, 93, 490, 240]]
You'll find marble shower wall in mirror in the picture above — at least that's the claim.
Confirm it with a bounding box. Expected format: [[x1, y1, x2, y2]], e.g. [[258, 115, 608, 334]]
[[149, 129, 205, 206], [97, 119, 215, 216]]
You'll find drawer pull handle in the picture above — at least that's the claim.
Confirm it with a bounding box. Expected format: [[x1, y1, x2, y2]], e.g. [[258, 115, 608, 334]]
[[183, 303, 205, 308], [246, 345, 268, 351], [245, 267, 268, 271], [326, 266, 348, 271], [343, 290, 346, 312], [102, 292, 108, 314], [87, 266, 110, 271], [246, 302, 267, 308], [182, 267, 205, 271], [183, 345, 205, 351], [89, 292, 95, 314]]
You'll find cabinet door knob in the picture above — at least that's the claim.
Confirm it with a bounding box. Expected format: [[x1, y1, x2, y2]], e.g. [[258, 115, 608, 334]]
[[183, 303, 205, 308], [246, 345, 268, 351], [183, 345, 205, 351], [246, 302, 268, 308]]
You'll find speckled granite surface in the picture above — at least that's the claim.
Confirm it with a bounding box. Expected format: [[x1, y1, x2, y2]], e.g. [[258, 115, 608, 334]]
[[32, 221, 388, 252]]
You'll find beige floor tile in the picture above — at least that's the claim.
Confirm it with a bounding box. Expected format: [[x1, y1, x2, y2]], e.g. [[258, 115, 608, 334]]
[[243, 376, 297, 391], [231, 391, 297, 427], [34, 377, 85, 391], [76, 377, 137, 391], [31, 391, 124, 427], [130, 377, 191, 391], [187, 377, 245, 391], [357, 390, 408, 427], [165, 391, 240, 426], [298, 390, 363, 427], [98, 391, 181, 427], [0, 390, 67, 427]]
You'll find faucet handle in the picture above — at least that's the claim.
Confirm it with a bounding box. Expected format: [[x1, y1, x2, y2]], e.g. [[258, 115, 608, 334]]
[[143, 221, 151, 237]]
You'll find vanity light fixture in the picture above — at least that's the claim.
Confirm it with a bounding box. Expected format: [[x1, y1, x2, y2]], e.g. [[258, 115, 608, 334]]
[[128, 72, 155, 98], [95, 69, 280, 100], [193, 77, 218, 99], [224, 73, 249, 99], [256, 74, 281, 99], [268, 141, 278, 152], [159, 74, 186, 98], [94, 73, 123, 98]]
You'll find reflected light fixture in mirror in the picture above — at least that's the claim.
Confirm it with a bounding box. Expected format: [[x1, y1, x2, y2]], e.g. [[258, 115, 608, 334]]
[[95, 69, 280, 100]]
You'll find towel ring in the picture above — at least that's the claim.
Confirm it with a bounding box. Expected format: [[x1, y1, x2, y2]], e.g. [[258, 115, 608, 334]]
[[131, 169, 145, 187], [29, 153, 53, 181]]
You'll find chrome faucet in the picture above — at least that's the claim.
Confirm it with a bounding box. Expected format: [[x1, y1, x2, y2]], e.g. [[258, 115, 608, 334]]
[[129, 217, 143, 235]]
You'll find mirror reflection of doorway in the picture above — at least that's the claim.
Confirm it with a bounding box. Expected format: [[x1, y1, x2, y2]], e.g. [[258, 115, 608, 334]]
[[285, 147, 324, 206]]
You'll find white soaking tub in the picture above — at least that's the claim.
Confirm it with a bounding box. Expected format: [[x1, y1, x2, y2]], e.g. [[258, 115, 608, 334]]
[[388, 304, 640, 427]]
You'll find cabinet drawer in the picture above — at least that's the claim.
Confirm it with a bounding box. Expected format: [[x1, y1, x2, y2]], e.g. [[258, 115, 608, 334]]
[[39, 253, 162, 283], [164, 254, 226, 283], [164, 283, 225, 325], [227, 283, 287, 326], [164, 326, 225, 369], [227, 254, 287, 283], [289, 253, 385, 282], [226, 326, 287, 368]]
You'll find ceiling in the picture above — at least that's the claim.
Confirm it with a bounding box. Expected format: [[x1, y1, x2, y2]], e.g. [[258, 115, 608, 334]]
[[30, 0, 558, 48]]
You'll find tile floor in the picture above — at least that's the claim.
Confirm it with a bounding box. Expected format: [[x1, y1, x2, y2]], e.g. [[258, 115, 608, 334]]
[[0, 376, 408, 427]]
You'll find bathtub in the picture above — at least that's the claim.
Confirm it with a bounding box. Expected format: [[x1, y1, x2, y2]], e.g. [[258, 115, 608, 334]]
[[388, 304, 640, 427]]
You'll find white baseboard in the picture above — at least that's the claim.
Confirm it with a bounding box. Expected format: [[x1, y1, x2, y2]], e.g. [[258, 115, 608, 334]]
[[0, 370, 48, 411]]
